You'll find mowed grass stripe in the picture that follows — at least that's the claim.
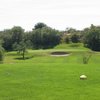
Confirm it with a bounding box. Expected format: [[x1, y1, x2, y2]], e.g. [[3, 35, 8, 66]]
[[0, 63, 100, 100]]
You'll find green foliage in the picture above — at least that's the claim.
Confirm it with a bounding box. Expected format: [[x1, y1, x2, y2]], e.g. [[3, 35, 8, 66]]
[[70, 34, 80, 43], [34, 22, 47, 29], [60, 34, 71, 44], [31, 29, 42, 49], [66, 27, 77, 33], [0, 46, 4, 63], [83, 25, 100, 51], [82, 52, 92, 64], [0, 24, 61, 51], [0, 23, 100, 52], [0, 27, 24, 51], [11, 26, 24, 44], [65, 36, 70, 43], [13, 40, 29, 59], [31, 27, 61, 49], [41, 27, 61, 49], [2, 29, 13, 51]]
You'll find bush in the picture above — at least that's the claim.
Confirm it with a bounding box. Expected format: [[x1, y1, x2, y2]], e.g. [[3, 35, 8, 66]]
[[65, 36, 70, 44], [82, 52, 92, 64], [83, 25, 100, 51], [0, 46, 4, 63], [71, 34, 80, 43]]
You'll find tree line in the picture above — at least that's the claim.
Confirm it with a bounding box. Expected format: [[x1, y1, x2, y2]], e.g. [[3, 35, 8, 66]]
[[0, 23, 61, 51], [0, 23, 100, 60]]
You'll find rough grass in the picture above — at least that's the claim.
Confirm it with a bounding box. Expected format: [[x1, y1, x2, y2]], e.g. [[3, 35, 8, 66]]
[[0, 43, 100, 100]]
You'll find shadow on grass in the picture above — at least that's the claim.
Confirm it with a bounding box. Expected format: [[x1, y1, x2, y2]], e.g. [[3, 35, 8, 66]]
[[15, 56, 33, 60]]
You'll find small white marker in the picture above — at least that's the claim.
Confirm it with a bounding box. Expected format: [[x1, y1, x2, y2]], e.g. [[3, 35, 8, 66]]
[[80, 75, 87, 80]]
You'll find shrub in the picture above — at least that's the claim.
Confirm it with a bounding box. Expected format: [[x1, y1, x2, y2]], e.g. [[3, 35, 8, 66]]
[[83, 25, 100, 51], [65, 36, 71, 44], [70, 34, 80, 43], [82, 52, 92, 64], [0, 46, 4, 63]]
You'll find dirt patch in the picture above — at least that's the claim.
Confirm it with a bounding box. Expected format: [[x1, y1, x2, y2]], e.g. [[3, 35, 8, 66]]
[[51, 51, 70, 56]]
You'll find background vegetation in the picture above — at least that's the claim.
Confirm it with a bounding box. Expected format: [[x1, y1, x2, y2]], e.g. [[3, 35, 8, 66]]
[[0, 23, 100, 54]]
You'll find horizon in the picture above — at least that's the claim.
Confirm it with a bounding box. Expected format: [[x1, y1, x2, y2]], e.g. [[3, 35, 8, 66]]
[[0, 0, 100, 31]]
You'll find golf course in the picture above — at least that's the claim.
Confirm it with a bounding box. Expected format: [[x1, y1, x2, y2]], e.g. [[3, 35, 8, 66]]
[[0, 43, 100, 100], [0, 0, 100, 99]]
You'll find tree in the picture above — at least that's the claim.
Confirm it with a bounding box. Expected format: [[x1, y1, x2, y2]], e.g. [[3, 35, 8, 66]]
[[66, 27, 77, 34], [41, 27, 61, 49], [83, 25, 100, 51], [11, 26, 24, 44], [13, 40, 29, 59], [70, 34, 80, 43], [31, 27, 61, 49], [1, 29, 13, 51], [34, 22, 47, 29], [31, 29, 42, 49], [0, 27, 25, 51], [65, 36, 70, 44]]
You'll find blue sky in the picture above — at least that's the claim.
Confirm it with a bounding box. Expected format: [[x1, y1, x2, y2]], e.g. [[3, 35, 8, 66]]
[[0, 0, 100, 31]]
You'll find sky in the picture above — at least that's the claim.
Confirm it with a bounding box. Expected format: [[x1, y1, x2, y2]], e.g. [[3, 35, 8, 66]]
[[0, 0, 100, 31]]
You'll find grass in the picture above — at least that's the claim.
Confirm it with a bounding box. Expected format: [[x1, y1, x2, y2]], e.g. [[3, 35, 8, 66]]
[[0, 43, 100, 100]]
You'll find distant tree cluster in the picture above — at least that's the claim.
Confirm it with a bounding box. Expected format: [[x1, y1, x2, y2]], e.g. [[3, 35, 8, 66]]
[[61, 25, 100, 51], [61, 28, 81, 44], [31, 27, 61, 49], [0, 23, 100, 60], [0, 22, 62, 59]]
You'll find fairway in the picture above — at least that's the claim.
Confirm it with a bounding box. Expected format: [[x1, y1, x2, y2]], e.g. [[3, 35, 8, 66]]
[[0, 0, 100, 99], [0, 44, 100, 100]]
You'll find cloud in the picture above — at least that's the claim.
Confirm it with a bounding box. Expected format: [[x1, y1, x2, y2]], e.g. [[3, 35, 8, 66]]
[[0, 0, 100, 31]]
